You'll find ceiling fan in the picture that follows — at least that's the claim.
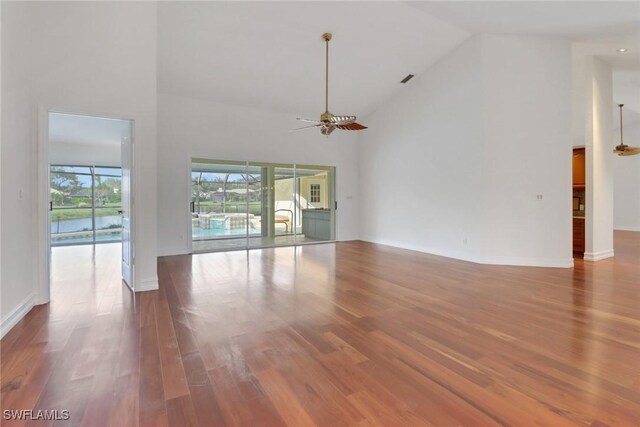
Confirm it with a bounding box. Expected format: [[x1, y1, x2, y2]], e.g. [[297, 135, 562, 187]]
[[613, 104, 640, 156], [291, 32, 367, 136]]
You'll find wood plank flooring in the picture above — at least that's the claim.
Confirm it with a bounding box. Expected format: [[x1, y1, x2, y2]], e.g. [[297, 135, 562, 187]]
[[1, 233, 639, 426]]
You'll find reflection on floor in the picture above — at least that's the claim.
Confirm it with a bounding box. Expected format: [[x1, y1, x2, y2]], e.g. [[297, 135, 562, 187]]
[[48, 242, 128, 314], [192, 234, 323, 253], [1, 233, 639, 425]]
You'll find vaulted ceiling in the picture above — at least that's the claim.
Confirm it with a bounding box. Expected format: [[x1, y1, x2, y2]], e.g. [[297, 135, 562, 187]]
[[157, 2, 469, 119], [157, 1, 639, 120]]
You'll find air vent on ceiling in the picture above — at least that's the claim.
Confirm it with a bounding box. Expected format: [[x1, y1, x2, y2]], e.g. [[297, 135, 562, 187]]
[[400, 74, 414, 84]]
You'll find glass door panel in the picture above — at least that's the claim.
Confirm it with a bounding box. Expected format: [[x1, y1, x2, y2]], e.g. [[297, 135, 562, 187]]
[[245, 164, 264, 248], [245, 163, 294, 248], [294, 165, 335, 243], [50, 165, 123, 246], [191, 160, 252, 252], [271, 165, 297, 247], [93, 167, 122, 243], [50, 166, 93, 245]]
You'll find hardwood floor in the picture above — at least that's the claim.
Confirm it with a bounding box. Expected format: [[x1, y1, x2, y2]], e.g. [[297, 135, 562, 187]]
[[1, 233, 639, 426]]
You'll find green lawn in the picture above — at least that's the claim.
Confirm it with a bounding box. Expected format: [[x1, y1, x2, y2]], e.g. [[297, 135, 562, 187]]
[[51, 207, 120, 221]]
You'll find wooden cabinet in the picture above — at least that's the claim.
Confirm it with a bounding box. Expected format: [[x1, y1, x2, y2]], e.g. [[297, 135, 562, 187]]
[[573, 148, 585, 188], [573, 217, 585, 254], [572, 149, 586, 255]]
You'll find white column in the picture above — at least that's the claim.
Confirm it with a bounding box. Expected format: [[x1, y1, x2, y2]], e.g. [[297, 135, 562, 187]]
[[584, 57, 614, 261]]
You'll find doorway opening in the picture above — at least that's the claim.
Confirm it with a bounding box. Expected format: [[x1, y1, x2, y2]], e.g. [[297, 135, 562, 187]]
[[191, 159, 336, 253], [46, 112, 134, 293], [572, 147, 585, 259]]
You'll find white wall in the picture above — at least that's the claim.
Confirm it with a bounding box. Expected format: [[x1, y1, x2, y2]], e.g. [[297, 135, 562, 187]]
[[584, 57, 614, 260], [613, 121, 640, 231], [157, 93, 360, 256], [1, 2, 35, 335], [1, 2, 158, 335], [572, 54, 588, 149], [359, 35, 484, 262], [480, 35, 572, 266], [359, 34, 573, 267]]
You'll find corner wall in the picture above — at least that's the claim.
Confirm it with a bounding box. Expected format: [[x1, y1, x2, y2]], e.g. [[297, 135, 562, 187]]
[[480, 35, 572, 266], [359, 34, 573, 267], [359, 35, 484, 261]]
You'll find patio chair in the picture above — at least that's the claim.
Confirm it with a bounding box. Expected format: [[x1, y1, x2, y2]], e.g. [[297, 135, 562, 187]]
[[274, 209, 293, 233]]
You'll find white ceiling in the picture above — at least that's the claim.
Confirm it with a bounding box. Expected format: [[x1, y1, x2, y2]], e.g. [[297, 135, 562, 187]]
[[49, 113, 131, 147], [157, 2, 470, 119], [408, 1, 640, 45], [411, 1, 640, 123], [613, 69, 640, 127], [157, 1, 639, 121]]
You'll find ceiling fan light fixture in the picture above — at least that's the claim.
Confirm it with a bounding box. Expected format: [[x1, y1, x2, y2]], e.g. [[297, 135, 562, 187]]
[[320, 125, 336, 136], [612, 104, 640, 156]]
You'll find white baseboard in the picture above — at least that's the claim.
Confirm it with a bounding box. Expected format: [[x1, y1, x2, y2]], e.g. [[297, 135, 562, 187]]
[[1, 292, 36, 339], [614, 226, 640, 232], [136, 277, 159, 292], [359, 238, 574, 268], [476, 256, 574, 268], [360, 237, 478, 264], [583, 249, 615, 261]]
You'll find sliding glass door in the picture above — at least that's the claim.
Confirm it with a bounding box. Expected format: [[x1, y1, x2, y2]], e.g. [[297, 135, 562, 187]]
[[50, 165, 122, 246], [296, 164, 334, 242], [191, 159, 335, 253]]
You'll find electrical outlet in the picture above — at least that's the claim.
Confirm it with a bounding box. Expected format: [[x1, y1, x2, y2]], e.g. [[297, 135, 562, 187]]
[[536, 194, 543, 200]]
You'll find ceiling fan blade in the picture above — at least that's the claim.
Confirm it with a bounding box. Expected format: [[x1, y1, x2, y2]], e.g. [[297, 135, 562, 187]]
[[289, 124, 321, 132], [330, 115, 357, 124], [617, 146, 640, 156], [335, 122, 368, 131], [296, 118, 322, 124]]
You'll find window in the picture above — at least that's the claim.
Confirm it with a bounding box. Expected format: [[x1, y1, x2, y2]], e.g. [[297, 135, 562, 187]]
[[50, 165, 122, 245], [310, 183, 321, 203]]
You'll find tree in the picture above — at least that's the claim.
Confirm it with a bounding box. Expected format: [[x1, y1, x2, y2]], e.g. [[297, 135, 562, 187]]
[[50, 167, 82, 194]]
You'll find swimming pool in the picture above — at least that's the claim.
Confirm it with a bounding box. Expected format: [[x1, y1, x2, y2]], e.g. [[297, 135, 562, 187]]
[[192, 226, 260, 240]]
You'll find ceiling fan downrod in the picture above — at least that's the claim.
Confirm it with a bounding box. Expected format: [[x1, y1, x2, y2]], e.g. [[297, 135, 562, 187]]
[[322, 32, 332, 118], [619, 104, 624, 146], [289, 31, 367, 135]]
